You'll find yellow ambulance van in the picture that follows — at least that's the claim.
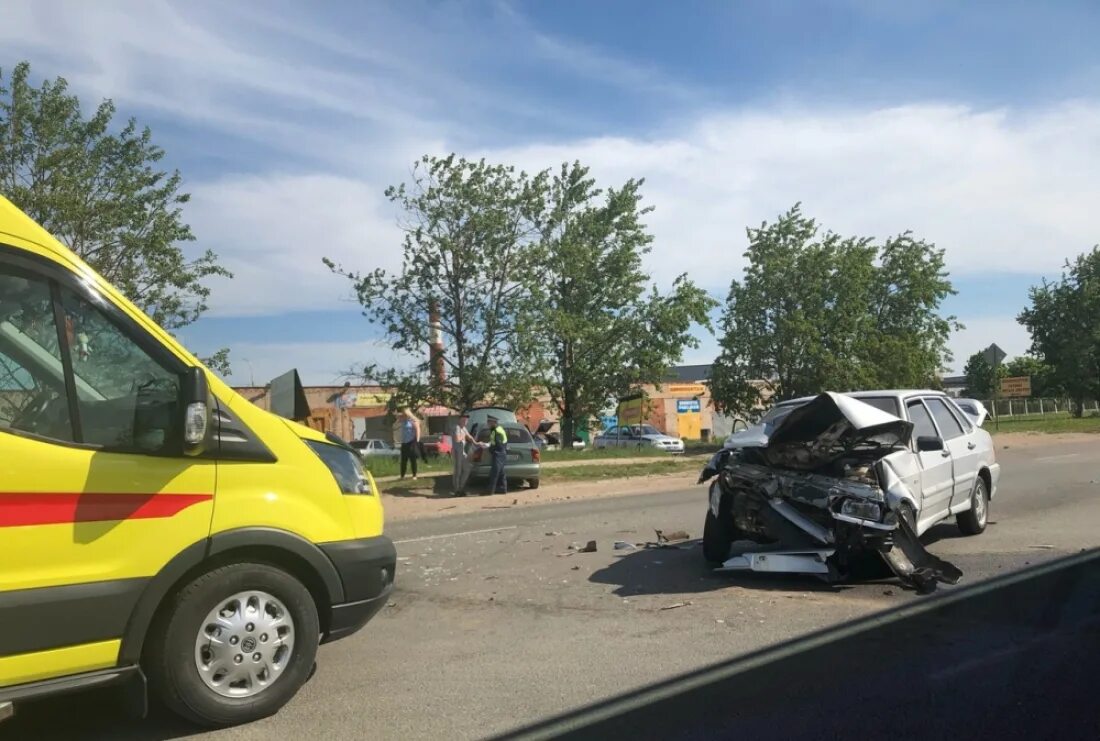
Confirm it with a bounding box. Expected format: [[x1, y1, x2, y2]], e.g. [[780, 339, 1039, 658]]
[[0, 195, 395, 726]]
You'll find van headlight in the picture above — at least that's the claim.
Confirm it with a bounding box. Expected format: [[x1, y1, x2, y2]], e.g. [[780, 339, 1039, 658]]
[[840, 499, 881, 521], [305, 440, 371, 494]]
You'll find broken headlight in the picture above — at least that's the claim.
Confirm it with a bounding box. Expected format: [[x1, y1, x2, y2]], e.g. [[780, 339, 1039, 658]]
[[840, 499, 882, 521]]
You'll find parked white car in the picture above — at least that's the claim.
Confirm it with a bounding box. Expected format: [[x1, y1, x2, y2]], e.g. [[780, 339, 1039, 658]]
[[700, 390, 1000, 592], [594, 424, 685, 453], [350, 438, 400, 458], [953, 398, 989, 427]]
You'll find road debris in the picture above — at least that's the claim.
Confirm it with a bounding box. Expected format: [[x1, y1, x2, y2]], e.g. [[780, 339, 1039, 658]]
[[568, 540, 598, 553], [545, 531, 562, 536], [437, 505, 457, 510], [613, 541, 636, 551], [570, 565, 580, 570], [654, 529, 691, 543], [660, 601, 692, 611], [482, 505, 512, 510], [1029, 544, 1055, 550]]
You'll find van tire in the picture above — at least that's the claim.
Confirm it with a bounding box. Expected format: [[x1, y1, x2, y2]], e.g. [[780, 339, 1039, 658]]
[[145, 563, 320, 727], [957, 477, 989, 536]]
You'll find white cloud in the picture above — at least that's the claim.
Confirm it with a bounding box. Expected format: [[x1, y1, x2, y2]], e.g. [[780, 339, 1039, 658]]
[[481, 102, 1100, 291], [174, 101, 1100, 317], [5, 0, 1099, 377], [184, 173, 403, 316]]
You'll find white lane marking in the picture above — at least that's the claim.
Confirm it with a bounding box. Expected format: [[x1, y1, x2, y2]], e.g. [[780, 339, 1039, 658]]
[[1034, 453, 1081, 463], [394, 526, 518, 544]]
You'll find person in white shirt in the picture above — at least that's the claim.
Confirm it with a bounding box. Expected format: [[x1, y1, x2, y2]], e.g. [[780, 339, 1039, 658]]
[[452, 413, 475, 496]]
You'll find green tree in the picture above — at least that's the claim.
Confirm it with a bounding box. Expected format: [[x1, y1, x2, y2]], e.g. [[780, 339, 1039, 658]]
[[710, 205, 959, 414], [524, 162, 716, 447], [1018, 247, 1100, 417], [1, 62, 230, 335], [325, 154, 545, 413], [962, 351, 1003, 398]]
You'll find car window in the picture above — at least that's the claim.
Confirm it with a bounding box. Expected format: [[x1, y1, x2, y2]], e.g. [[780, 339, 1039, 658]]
[[906, 400, 938, 441], [476, 426, 532, 444], [0, 269, 75, 442], [853, 396, 901, 416], [924, 397, 965, 440], [761, 404, 800, 425], [944, 398, 974, 431], [637, 424, 660, 436], [58, 286, 181, 453]]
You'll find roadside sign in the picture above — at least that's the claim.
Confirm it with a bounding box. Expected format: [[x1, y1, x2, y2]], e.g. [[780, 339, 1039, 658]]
[[982, 343, 1007, 367], [676, 399, 701, 413], [1000, 376, 1031, 398]]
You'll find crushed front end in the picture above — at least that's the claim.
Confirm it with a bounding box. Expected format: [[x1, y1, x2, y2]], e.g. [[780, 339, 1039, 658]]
[[701, 393, 962, 593]]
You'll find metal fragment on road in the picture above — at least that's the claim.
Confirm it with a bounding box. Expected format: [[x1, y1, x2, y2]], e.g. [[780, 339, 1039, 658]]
[[1029, 544, 1055, 550], [660, 601, 692, 611], [613, 541, 636, 551]]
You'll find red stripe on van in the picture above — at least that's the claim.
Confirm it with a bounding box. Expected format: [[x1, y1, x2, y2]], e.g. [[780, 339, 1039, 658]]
[[0, 493, 212, 527]]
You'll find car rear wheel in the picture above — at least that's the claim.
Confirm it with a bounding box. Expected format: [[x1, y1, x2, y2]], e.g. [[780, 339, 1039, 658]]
[[145, 563, 320, 727], [957, 476, 989, 535], [528, 478, 540, 490]]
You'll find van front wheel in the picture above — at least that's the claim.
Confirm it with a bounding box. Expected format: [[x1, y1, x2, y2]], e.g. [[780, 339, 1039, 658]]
[[145, 563, 320, 727]]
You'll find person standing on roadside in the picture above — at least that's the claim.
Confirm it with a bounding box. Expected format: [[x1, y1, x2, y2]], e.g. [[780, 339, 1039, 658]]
[[486, 415, 509, 495], [451, 413, 474, 497], [399, 407, 420, 480]]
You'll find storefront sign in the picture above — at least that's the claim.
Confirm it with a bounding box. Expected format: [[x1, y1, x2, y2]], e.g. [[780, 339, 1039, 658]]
[[421, 405, 451, 417], [355, 392, 392, 407], [676, 399, 701, 413], [666, 383, 707, 395]]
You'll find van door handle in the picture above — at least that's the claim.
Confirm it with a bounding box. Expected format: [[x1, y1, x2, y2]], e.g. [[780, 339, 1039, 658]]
[[967, 442, 976, 450]]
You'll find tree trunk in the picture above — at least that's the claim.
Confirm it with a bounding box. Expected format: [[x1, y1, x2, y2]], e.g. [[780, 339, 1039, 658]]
[[1074, 395, 1085, 418]]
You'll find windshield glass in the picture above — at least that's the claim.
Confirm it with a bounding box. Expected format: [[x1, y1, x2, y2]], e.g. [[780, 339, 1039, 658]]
[[632, 424, 660, 436]]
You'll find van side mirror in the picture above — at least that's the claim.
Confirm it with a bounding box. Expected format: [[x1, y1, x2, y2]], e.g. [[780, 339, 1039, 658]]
[[182, 367, 210, 456], [916, 435, 944, 452]]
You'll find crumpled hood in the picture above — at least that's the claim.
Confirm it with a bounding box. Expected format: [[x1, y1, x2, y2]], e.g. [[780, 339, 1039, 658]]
[[764, 392, 913, 470]]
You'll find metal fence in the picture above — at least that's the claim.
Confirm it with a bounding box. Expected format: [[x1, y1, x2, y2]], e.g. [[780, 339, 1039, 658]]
[[979, 398, 1100, 418]]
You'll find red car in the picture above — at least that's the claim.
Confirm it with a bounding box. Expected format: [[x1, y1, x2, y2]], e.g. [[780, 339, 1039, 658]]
[[420, 433, 453, 458]]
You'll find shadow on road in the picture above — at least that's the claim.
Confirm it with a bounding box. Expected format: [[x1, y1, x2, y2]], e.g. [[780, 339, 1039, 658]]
[[381, 474, 452, 498], [588, 539, 859, 596], [920, 520, 972, 546], [500, 548, 1100, 740], [1, 689, 197, 740]]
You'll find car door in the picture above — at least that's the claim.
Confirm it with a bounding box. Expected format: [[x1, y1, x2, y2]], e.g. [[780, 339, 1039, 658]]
[[0, 256, 215, 685], [925, 396, 979, 508], [904, 398, 954, 529]]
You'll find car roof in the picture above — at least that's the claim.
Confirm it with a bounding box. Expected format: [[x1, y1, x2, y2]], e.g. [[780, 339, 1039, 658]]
[[777, 389, 948, 406]]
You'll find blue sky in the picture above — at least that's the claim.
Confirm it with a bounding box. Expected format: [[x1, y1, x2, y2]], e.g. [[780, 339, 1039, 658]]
[[4, 0, 1099, 384]]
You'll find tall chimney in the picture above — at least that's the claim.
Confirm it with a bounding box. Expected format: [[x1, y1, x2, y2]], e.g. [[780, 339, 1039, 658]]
[[428, 299, 445, 388]]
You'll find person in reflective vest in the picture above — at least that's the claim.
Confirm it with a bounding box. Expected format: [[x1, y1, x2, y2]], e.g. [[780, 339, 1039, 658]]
[[486, 416, 509, 494]]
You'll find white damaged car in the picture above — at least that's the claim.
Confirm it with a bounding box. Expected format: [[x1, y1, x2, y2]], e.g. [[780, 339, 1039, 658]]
[[699, 390, 1001, 592]]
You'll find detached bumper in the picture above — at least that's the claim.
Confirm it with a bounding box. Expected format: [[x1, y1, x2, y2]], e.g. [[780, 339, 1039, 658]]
[[319, 535, 396, 643]]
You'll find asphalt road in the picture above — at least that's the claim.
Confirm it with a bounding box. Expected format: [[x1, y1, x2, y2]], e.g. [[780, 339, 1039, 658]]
[[6, 436, 1100, 740]]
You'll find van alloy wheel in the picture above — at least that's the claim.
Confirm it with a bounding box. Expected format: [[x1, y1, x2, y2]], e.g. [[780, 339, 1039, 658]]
[[194, 591, 295, 698]]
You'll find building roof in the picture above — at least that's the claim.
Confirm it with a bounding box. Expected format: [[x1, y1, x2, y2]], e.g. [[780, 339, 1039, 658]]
[[664, 364, 713, 382]]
